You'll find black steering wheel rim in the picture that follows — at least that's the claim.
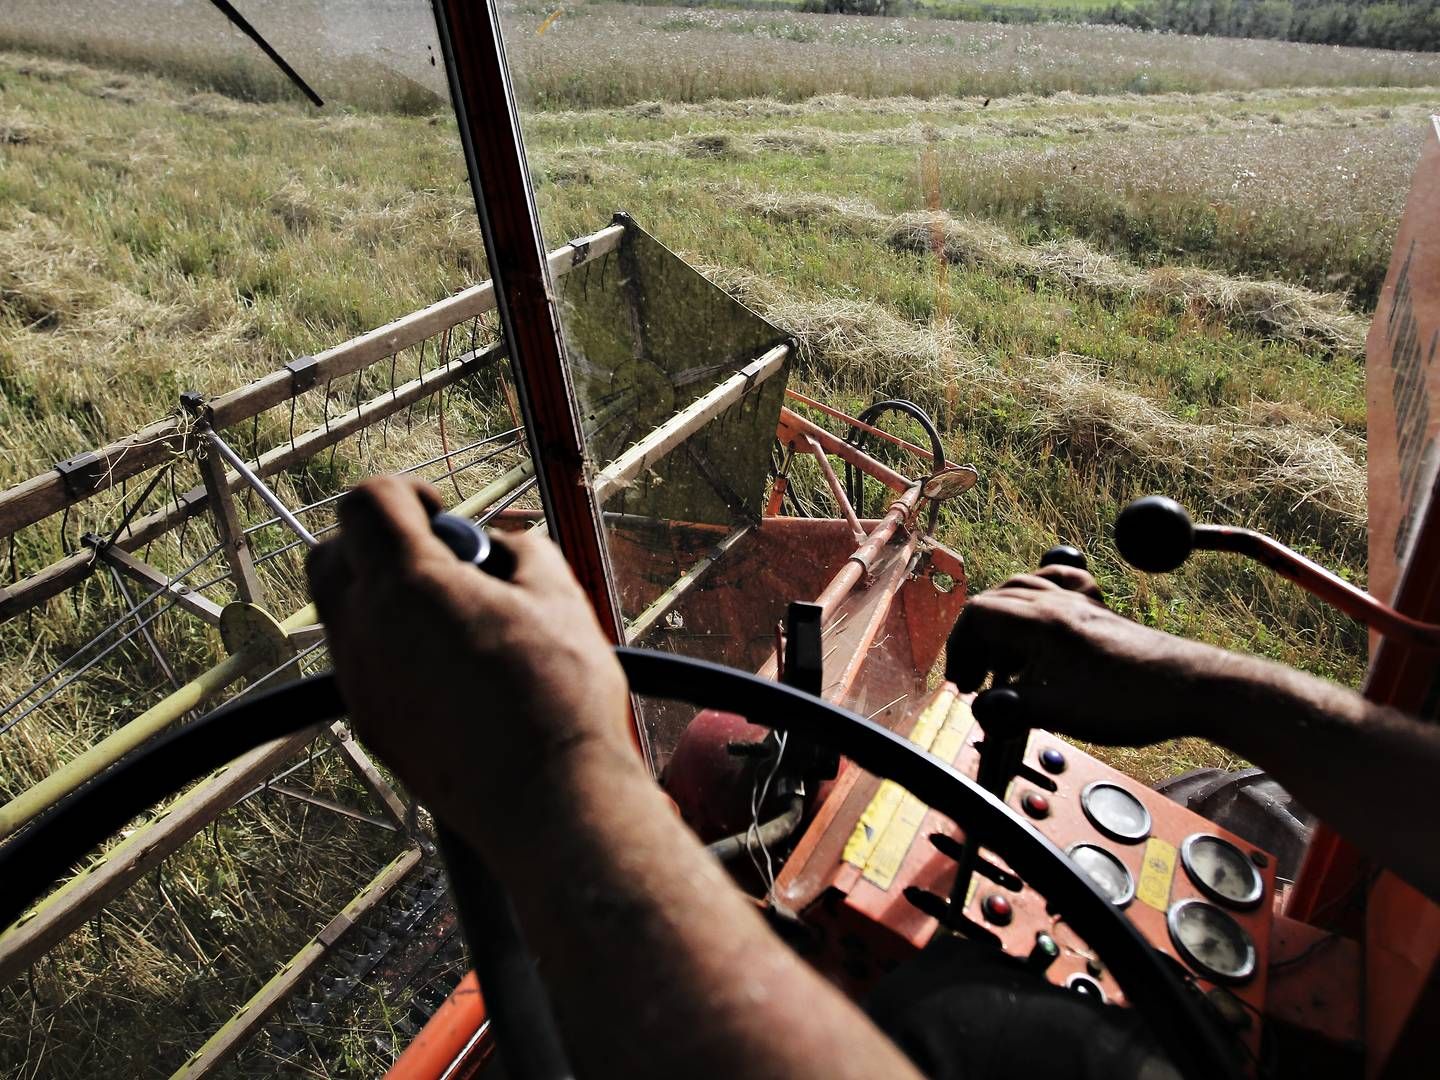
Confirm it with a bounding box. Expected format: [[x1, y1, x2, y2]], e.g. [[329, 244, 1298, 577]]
[[618, 648, 1240, 1079], [0, 648, 1238, 1079]]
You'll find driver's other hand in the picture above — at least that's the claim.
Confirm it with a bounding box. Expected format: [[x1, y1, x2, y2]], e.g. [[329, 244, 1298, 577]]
[[306, 475, 631, 861], [945, 563, 1210, 747]]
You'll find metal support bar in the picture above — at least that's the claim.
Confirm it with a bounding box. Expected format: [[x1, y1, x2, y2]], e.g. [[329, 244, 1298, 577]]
[[107, 566, 180, 688], [170, 846, 424, 1079], [802, 435, 865, 544], [198, 440, 265, 604], [435, 0, 631, 697], [97, 546, 225, 625], [265, 784, 398, 832], [593, 345, 789, 503], [0, 602, 317, 841], [625, 525, 752, 642], [205, 430, 318, 548], [0, 340, 513, 625], [0, 729, 317, 980], [326, 722, 413, 833], [776, 408, 912, 496]]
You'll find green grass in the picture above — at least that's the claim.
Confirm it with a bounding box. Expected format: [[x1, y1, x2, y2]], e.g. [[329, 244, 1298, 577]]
[[0, 8, 1424, 1074]]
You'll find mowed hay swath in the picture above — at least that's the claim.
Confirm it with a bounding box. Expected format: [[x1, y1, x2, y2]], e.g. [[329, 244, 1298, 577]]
[[728, 189, 1367, 354]]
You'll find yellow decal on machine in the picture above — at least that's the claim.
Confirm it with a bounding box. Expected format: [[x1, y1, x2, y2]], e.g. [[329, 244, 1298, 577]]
[[843, 690, 976, 890], [1137, 837, 1178, 910]]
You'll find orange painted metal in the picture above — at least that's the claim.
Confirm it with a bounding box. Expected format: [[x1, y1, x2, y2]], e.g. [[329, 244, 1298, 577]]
[[1265, 915, 1362, 1047], [814, 487, 922, 622], [385, 972, 493, 1080], [801, 434, 866, 543], [785, 688, 1279, 1066], [785, 389, 938, 465], [777, 408, 912, 495], [1286, 115, 1440, 1077]]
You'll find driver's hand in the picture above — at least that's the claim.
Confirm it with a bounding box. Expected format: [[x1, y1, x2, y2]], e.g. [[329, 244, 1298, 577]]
[[306, 476, 633, 861], [946, 564, 1220, 746]]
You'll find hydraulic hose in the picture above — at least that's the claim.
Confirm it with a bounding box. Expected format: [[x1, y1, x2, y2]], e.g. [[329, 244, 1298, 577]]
[[705, 793, 805, 862]]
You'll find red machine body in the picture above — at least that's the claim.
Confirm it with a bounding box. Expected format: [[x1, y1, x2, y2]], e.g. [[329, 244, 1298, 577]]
[[392, 19, 1440, 1067]]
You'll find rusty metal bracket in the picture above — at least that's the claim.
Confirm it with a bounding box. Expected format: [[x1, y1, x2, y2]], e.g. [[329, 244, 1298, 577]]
[[178, 391, 209, 420], [284, 355, 322, 394], [52, 452, 104, 497]]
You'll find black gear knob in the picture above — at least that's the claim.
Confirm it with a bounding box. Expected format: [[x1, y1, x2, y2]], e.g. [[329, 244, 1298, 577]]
[[1114, 496, 1195, 574], [1039, 545, 1088, 571], [430, 513, 517, 581]]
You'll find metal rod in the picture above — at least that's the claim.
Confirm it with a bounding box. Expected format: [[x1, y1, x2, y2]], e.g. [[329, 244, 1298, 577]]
[[802, 435, 865, 544], [592, 346, 788, 503], [0, 602, 317, 840], [777, 408, 913, 496], [108, 567, 180, 688], [0, 542, 222, 722], [206, 430, 317, 547], [785, 390, 937, 465], [1196, 523, 1440, 650], [240, 428, 522, 535], [814, 485, 923, 623], [264, 785, 397, 832], [625, 525, 752, 643], [0, 596, 183, 738]]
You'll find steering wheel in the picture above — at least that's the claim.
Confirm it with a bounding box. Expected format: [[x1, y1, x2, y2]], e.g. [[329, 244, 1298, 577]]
[[0, 649, 1240, 1079]]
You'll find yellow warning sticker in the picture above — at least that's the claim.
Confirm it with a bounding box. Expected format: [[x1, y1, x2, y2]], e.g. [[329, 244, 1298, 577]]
[[864, 791, 930, 889], [1137, 836, 1178, 910], [843, 778, 906, 869], [843, 691, 976, 889]]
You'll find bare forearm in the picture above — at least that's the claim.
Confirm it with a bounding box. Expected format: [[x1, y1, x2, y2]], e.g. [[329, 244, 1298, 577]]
[[469, 741, 921, 1080], [1188, 648, 1440, 901]]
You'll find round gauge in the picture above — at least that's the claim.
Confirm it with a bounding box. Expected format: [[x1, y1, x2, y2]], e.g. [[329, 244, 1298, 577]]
[[1181, 834, 1264, 909], [1167, 899, 1257, 983], [1080, 781, 1152, 843], [1068, 843, 1135, 907]]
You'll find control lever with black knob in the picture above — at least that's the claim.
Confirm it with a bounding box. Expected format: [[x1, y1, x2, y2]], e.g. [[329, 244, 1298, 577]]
[[430, 512, 518, 580], [1038, 545, 1088, 572], [423, 513, 574, 1080], [1114, 496, 1440, 650]]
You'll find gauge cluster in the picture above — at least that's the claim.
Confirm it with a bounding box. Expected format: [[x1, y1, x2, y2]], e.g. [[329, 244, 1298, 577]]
[[953, 727, 1277, 1061], [790, 687, 1278, 1068]]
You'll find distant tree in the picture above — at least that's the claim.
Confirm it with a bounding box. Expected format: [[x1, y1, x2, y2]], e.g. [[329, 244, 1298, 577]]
[[1084, 0, 1439, 52], [800, 0, 892, 13]]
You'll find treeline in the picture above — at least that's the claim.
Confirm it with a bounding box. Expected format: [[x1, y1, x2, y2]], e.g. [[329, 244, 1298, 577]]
[[1096, 0, 1440, 52], [802, 0, 1440, 52]]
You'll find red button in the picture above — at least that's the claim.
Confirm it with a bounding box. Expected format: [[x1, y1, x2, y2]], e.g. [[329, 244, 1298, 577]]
[[982, 893, 1013, 925], [1022, 792, 1051, 819]]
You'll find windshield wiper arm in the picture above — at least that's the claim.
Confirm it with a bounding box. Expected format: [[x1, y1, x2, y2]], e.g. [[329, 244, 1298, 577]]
[[206, 0, 324, 106]]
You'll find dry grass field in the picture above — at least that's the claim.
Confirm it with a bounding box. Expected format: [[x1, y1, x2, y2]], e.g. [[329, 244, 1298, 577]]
[[1, 2, 1436, 1075]]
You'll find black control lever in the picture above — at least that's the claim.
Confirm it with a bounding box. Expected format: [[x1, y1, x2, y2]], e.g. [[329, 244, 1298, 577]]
[[431, 512, 518, 580], [1114, 496, 1440, 651], [1039, 545, 1088, 572], [422, 513, 573, 1080]]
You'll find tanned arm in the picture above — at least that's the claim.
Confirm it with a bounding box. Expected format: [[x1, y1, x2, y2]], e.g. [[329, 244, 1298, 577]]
[[306, 476, 922, 1080], [947, 566, 1440, 903]]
